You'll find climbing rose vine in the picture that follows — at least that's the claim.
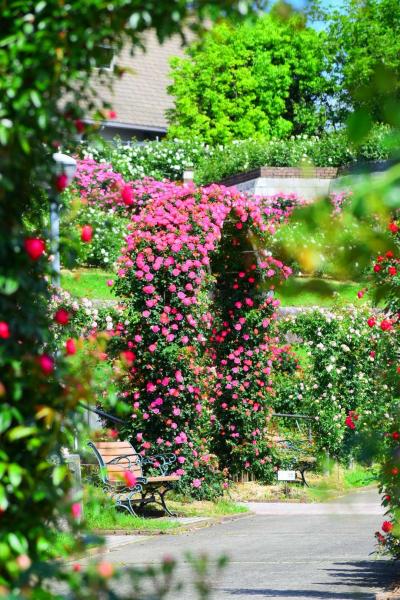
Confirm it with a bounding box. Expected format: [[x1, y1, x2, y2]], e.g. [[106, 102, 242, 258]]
[[104, 179, 295, 497]]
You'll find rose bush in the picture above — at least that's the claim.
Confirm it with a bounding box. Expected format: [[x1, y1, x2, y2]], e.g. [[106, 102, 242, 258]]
[[99, 179, 296, 495], [365, 219, 400, 558], [276, 306, 398, 461]]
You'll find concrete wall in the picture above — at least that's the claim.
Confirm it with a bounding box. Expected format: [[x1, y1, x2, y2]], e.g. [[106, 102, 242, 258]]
[[221, 164, 397, 201], [234, 176, 335, 200]]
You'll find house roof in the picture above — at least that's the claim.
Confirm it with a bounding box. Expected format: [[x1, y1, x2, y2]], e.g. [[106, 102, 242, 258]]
[[90, 31, 187, 132]]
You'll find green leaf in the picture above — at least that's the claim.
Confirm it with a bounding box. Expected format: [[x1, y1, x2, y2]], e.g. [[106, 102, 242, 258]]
[[52, 465, 68, 486], [0, 542, 10, 560], [35, 1, 46, 13], [8, 426, 36, 441], [0, 410, 12, 433], [8, 464, 23, 488], [7, 533, 28, 555], [0, 275, 18, 295], [30, 90, 41, 108], [0, 484, 8, 511]]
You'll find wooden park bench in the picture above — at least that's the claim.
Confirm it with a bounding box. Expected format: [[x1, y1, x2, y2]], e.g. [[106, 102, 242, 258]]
[[274, 438, 317, 486], [88, 440, 180, 517]]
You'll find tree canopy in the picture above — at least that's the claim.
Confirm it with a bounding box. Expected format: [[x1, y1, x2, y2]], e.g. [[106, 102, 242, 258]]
[[167, 13, 329, 143], [325, 0, 400, 126]]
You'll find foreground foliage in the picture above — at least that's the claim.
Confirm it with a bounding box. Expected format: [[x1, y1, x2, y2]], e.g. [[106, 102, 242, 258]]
[[0, 0, 259, 595]]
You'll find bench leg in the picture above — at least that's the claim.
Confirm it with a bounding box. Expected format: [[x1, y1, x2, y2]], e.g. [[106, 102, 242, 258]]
[[298, 468, 309, 487], [159, 486, 177, 517]]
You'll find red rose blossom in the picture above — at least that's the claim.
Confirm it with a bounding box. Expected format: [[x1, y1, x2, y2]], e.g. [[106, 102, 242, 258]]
[[367, 317, 376, 328], [382, 521, 393, 533], [373, 264, 381, 272], [54, 309, 70, 325], [74, 119, 85, 133], [0, 322, 10, 339], [38, 354, 54, 375], [392, 432, 399, 440], [388, 222, 399, 234], [123, 470, 137, 487], [55, 173, 68, 192], [121, 350, 135, 365], [391, 467, 399, 476], [24, 238, 46, 260], [108, 110, 117, 119], [65, 338, 77, 355], [121, 185, 134, 206], [81, 225, 93, 242], [380, 319, 393, 331], [388, 266, 397, 276]]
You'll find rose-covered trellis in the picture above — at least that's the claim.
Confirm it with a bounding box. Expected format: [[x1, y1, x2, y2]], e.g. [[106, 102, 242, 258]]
[[105, 179, 294, 497]]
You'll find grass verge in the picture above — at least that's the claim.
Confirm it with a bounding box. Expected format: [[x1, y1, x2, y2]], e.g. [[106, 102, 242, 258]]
[[61, 268, 115, 300], [83, 486, 247, 532], [276, 277, 370, 307], [229, 464, 378, 503]]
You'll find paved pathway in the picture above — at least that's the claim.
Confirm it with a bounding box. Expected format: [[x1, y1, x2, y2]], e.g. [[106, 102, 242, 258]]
[[92, 489, 399, 600]]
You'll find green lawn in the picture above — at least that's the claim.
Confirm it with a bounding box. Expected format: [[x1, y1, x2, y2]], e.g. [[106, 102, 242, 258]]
[[83, 485, 247, 532], [62, 269, 369, 308], [276, 277, 370, 307], [61, 269, 115, 300]]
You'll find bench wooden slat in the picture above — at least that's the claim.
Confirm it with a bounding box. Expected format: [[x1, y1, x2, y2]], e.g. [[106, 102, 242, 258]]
[[147, 476, 180, 483], [105, 464, 142, 473], [95, 442, 132, 450], [97, 449, 138, 457]]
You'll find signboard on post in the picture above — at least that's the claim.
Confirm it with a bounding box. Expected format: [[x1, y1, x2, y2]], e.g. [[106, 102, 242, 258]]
[[277, 470, 296, 481]]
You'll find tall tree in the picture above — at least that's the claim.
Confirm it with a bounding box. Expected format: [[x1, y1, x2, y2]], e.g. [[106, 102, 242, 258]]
[[327, 0, 400, 126], [167, 12, 329, 143]]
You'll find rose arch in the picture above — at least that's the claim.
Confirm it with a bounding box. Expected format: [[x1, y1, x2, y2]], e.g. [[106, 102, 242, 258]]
[[107, 179, 295, 498]]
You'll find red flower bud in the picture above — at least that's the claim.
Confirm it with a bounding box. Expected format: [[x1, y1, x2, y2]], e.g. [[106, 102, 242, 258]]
[[386, 250, 394, 258], [388, 222, 399, 234], [55, 173, 68, 192], [392, 432, 399, 440], [373, 264, 381, 272], [391, 467, 399, 476], [108, 110, 117, 119], [81, 225, 93, 243], [367, 317, 376, 328], [54, 309, 70, 325], [388, 266, 397, 276], [24, 238, 46, 260], [0, 322, 10, 339]]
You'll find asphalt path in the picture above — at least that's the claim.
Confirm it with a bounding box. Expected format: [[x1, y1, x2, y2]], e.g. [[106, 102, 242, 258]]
[[93, 489, 399, 600]]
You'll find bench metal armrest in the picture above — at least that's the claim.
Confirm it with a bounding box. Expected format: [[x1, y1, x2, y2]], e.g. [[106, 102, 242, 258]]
[[108, 454, 141, 470], [139, 453, 177, 476]]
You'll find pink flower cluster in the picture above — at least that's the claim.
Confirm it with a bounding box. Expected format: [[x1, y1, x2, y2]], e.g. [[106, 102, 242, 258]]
[[72, 158, 126, 210]]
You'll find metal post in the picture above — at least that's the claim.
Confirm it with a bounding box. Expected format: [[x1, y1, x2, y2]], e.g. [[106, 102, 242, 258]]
[[65, 453, 83, 521], [50, 198, 61, 287]]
